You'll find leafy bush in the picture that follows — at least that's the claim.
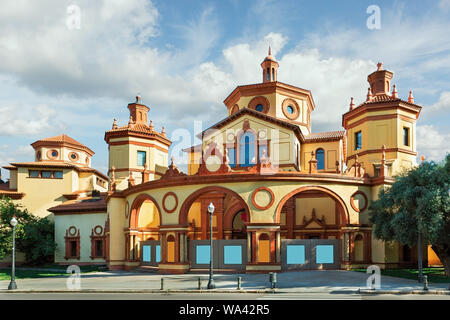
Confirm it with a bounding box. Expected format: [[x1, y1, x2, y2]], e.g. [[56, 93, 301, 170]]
[[0, 197, 56, 265]]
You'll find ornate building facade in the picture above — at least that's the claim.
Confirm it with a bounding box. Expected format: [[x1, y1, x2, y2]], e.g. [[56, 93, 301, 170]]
[[2, 50, 431, 272]]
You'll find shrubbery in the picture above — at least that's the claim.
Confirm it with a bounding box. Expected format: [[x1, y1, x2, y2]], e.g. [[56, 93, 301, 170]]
[[0, 197, 56, 265]]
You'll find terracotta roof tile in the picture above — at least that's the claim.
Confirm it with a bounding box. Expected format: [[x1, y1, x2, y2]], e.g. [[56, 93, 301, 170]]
[[305, 131, 345, 142], [49, 194, 107, 213], [356, 94, 421, 109], [31, 134, 95, 156]]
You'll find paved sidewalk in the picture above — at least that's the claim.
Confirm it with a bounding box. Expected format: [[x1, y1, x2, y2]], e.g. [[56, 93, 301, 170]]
[[0, 270, 449, 294]]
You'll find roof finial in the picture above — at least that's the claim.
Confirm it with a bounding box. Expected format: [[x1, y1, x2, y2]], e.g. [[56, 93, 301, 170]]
[[112, 118, 118, 130], [349, 97, 355, 111], [366, 87, 373, 101], [268, 46, 271, 56], [149, 120, 154, 131], [408, 90, 414, 103], [161, 126, 166, 136], [377, 62, 383, 71], [136, 95, 141, 103], [392, 84, 398, 99]]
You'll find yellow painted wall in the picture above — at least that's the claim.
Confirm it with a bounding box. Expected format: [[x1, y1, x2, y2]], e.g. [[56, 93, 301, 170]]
[[13, 167, 74, 219], [295, 197, 336, 225], [301, 140, 342, 173], [428, 245, 442, 266], [346, 109, 417, 177], [107, 197, 126, 266], [138, 200, 160, 228]]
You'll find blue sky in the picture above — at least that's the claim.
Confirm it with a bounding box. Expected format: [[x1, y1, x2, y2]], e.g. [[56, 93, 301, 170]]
[[0, 0, 449, 178]]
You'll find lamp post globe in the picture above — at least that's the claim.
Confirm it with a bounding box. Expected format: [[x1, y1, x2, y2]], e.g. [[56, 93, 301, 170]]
[[8, 216, 18, 290], [10, 217, 17, 227], [207, 202, 215, 215], [207, 202, 216, 289]]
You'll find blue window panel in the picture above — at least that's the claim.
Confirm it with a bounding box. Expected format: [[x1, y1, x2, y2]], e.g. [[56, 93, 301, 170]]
[[53, 171, 63, 179], [286, 245, 305, 264], [355, 131, 362, 150], [316, 149, 325, 170], [41, 171, 52, 178], [137, 151, 146, 166], [255, 104, 264, 112], [239, 132, 255, 167], [224, 246, 242, 264], [156, 245, 161, 262], [142, 245, 151, 262], [196, 245, 210, 264], [227, 148, 236, 168], [316, 245, 334, 264]]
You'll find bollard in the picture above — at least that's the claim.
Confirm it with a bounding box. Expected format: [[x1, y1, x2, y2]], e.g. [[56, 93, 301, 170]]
[[423, 275, 428, 291], [269, 272, 277, 289], [198, 277, 202, 290], [237, 276, 242, 290], [160, 277, 164, 290]]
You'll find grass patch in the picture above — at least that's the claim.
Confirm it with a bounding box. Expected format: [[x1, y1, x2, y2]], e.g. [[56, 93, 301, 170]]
[[352, 267, 450, 283], [0, 264, 107, 280]]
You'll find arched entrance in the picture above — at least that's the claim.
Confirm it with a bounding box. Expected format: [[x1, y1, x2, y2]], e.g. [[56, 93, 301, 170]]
[[276, 186, 349, 270], [179, 186, 250, 271], [179, 186, 250, 240], [127, 194, 161, 265]]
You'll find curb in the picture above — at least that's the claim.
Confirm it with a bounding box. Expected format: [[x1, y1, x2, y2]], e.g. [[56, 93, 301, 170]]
[[358, 288, 450, 295], [0, 289, 278, 294]]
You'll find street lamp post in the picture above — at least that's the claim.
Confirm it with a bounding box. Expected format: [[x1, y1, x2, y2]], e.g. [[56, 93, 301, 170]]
[[8, 216, 18, 290], [207, 202, 215, 289], [418, 231, 423, 283]]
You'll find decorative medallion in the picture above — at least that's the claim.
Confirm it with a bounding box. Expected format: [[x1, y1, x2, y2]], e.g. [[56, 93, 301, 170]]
[[251, 187, 275, 210], [162, 192, 178, 213], [94, 225, 103, 235], [350, 191, 368, 213], [68, 226, 78, 236], [258, 130, 267, 139]]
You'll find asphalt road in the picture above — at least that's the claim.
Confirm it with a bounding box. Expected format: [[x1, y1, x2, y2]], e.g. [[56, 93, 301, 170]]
[[1, 292, 449, 300]]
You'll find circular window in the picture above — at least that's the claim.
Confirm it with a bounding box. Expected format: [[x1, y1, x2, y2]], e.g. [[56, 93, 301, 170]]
[[47, 149, 59, 160], [248, 96, 269, 114], [68, 152, 79, 162], [287, 106, 294, 114], [282, 98, 300, 120]]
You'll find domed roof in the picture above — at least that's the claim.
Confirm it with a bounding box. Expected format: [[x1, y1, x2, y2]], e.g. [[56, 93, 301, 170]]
[[263, 46, 276, 62]]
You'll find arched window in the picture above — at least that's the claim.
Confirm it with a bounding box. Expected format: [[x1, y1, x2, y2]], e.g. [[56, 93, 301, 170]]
[[266, 68, 270, 81], [239, 131, 256, 167], [316, 148, 325, 170]]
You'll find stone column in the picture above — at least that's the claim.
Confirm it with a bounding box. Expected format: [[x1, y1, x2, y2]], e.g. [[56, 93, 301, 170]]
[[276, 231, 281, 263]]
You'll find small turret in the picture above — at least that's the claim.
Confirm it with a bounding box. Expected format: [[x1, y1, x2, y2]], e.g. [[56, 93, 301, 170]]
[[261, 47, 279, 83]]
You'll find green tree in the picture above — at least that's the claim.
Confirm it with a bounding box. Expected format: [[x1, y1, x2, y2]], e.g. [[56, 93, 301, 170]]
[[0, 197, 56, 265], [369, 154, 450, 276]]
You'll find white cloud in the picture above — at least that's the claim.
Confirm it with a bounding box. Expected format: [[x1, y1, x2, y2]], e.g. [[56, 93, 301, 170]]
[[422, 91, 450, 118], [0, 103, 58, 135], [416, 125, 450, 161]]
